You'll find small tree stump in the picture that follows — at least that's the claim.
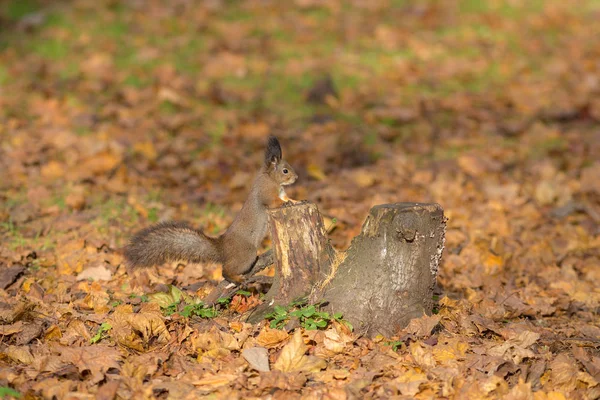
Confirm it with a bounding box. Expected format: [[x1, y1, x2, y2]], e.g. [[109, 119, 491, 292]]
[[248, 202, 336, 322], [247, 201, 446, 337]]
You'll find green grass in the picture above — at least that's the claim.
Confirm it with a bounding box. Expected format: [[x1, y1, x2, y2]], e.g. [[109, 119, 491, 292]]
[[458, 0, 545, 16], [31, 38, 68, 60], [0, 65, 9, 85], [0, 219, 26, 250], [3, 0, 38, 20]]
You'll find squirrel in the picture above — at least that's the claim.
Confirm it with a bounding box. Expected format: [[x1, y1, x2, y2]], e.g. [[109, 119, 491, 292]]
[[124, 136, 298, 284]]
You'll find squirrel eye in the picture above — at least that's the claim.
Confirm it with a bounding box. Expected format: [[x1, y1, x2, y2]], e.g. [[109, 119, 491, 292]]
[[283, 168, 289, 174]]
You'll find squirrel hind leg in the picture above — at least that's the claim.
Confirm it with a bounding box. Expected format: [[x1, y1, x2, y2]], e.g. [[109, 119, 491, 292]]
[[221, 252, 258, 285]]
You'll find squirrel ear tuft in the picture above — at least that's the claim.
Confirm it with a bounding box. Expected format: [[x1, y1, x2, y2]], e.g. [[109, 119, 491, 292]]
[[265, 135, 282, 165]]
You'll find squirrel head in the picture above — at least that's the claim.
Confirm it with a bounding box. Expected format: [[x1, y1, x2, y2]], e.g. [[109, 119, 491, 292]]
[[264, 136, 297, 186]]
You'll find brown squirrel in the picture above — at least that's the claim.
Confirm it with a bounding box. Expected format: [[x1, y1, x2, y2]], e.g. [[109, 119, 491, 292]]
[[124, 136, 297, 284]]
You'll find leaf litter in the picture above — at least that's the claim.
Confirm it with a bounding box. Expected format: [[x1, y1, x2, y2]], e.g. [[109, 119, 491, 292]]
[[1, 0, 600, 398]]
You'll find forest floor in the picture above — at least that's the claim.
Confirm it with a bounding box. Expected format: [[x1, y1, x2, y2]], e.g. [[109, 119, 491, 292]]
[[1, 0, 600, 399]]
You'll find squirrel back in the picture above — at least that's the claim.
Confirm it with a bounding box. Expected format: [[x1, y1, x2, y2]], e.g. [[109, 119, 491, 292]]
[[124, 136, 297, 284]]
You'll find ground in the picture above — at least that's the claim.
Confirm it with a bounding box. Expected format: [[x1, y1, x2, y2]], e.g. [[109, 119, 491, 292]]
[[1, 0, 600, 399]]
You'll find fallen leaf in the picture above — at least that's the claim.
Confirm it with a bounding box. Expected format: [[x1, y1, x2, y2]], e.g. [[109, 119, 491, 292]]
[[405, 314, 441, 337], [393, 367, 428, 396], [59, 345, 122, 384], [4, 345, 34, 365], [0, 265, 26, 290], [109, 303, 171, 351], [77, 264, 112, 281], [242, 347, 270, 372], [307, 164, 326, 181], [273, 330, 326, 373], [40, 161, 65, 180], [0, 320, 25, 336], [257, 327, 289, 348]]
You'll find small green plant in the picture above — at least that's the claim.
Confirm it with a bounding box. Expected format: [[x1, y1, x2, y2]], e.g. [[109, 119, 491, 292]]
[[0, 386, 21, 398], [90, 322, 112, 344], [264, 299, 352, 331], [162, 302, 178, 316], [326, 217, 337, 231], [0, 219, 25, 250], [128, 293, 149, 302], [180, 302, 218, 319], [216, 297, 231, 306], [266, 305, 289, 329], [147, 207, 159, 223], [385, 340, 404, 351]]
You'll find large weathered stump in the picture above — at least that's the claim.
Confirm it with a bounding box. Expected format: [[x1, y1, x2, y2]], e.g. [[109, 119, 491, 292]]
[[315, 203, 445, 337], [246, 201, 445, 337]]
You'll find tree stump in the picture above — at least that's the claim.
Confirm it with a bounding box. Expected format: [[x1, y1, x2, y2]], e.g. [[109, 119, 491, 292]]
[[247, 201, 446, 337], [315, 203, 445, 337], [247, 202, 336, 322]]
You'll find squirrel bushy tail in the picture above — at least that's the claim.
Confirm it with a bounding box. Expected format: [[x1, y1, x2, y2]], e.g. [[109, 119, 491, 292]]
[[124, 136, 297, 284], [124, 221, 223, 268]]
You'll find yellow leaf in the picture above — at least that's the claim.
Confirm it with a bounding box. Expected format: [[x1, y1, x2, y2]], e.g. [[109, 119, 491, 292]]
[[80, 151, 120, 176], [547, 392, 567, 400], [394, 368, 428, 396], [351, 169, 376, 188], [192, 327, 240, 361], [307, 164, 326, 181], [192, 373, 238, 388], [409, 342, 436, 368], [44, 325, 63, 341], [432, 338, 468, 364], [40, 161, 65, 180], [133, 141, 157, 161]]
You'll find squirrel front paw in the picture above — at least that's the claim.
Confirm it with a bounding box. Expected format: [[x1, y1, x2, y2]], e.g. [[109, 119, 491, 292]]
[[278, 188, 299, 203]]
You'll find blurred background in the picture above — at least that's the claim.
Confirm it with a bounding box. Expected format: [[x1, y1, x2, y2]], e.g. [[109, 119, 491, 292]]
[[1, 0, 599, 293]]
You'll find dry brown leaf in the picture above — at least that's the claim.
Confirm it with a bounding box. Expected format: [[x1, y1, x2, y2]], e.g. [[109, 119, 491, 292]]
[[409, 341, 436, 368], [392, 367, 428, 396], [405, 314, 441, 337], [79, 151, 120, 176], [0, 300, 31, 324], [258, 370, 308, 391], [4, 345, 34, 365], [0, 320, 25, 336], [59, 345, 122, 384], [32, 378, 73, 400], [242, 346, 270, 372], [320, 322, 354, 356], [257, 327, 290, 348], [273, 330, 327, 373], [77, 264, 113, 281], [350, 169, 377, 188], [60, 318, 91, 346], [488, 331, 539, 364], [192, 373, 238, 389], [40, 160, 65, 180], [191, 326, 240, 361], [44, 324, 63, 341], [109, 303, 171, 351], [432, 337, 468, 365]]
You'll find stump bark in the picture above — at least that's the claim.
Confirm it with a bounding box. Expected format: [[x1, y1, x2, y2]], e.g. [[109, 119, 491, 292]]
[[247, 201, 446, 337], [315, 203, 445, 337]]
